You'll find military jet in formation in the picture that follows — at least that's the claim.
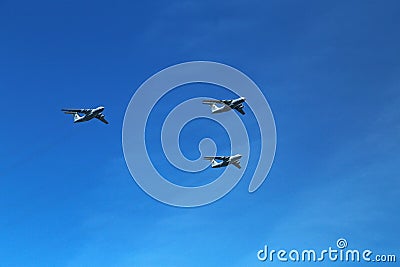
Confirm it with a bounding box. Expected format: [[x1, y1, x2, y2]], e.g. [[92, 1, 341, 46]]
[[203, 97, 246, 169], [204, 154, 242, 169], [62, 96, 246, 169], [203, 97, 246, 115], [62, 106, 109, 124]]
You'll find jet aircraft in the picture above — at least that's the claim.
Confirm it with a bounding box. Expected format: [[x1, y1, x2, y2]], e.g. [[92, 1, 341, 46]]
[[204, 154, 242, 169], [62, 106, 109, 124], [202, 97, 246, 115]]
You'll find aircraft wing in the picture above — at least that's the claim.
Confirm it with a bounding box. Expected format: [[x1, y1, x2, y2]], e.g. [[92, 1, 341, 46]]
[[221, 100, 233, 105], [62, 108, 91, 114], [235, 106, 245, 115], [96, 115, 109, 124], [204, 156, 228, 161], [232, 161, 242, 169], [202, 99, 223, 105]]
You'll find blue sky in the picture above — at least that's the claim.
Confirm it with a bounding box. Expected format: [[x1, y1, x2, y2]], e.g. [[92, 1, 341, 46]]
[[1, 0, 399, 266]]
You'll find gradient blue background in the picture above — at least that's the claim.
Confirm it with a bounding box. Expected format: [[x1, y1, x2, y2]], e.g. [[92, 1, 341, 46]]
[[1, 0, 399, 266]]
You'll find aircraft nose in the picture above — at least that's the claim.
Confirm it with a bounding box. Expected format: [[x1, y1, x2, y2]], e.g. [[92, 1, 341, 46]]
[[99, 106, 105, 111]]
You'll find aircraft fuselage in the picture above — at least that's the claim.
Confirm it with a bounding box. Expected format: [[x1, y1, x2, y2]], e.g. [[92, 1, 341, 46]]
[[223, 97, 246, 109], [212, 97, 246, 114], [74, 106, 104, 123], [211, 154, 242, 168]]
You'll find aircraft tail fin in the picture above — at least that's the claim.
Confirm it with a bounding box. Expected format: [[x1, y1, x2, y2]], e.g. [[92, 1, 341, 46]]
[[203, 101, 220, 113], [210, 104, 219, 113], [73, 113, 82, 122], [210, 159, 219, 168], [204, 157, 219, 167]]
